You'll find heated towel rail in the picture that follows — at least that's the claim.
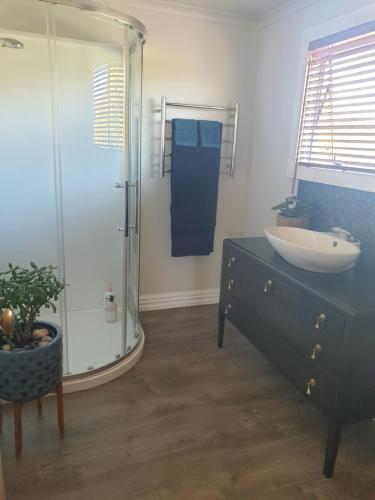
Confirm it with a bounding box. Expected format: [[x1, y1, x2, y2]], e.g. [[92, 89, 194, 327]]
[[159, 96, 239, 179]]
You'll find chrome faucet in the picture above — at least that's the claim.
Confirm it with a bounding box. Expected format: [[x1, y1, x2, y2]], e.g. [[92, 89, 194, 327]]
[[331, 227, 360, 244]]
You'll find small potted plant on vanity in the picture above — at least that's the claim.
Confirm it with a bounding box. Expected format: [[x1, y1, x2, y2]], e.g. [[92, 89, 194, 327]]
[[272, 195, 312, 229], [0, 263, 65, 403]]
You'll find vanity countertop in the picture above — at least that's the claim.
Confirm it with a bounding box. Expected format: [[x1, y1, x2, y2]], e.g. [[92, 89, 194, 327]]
[[228, 237, 375, 317]]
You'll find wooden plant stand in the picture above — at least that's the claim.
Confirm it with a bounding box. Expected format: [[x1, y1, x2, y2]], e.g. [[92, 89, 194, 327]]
[[0, 381, 64, 459]]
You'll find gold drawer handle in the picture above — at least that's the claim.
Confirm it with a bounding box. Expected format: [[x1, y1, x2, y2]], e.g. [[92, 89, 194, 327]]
[[227, 256, 236, 268], [310, 344, 322, 360], [224, 304, 232, 316], [306, 378, 316, 396], [263, 280, 273, 294], [227, 279, 235, 291], [315, 313, 326, 330]]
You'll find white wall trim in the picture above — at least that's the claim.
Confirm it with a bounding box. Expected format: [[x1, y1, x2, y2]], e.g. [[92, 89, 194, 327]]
[[140, 288, 219, 311], [118, 0, 316, 28], [112, 0, 255, 27], [259, 0, 316, 28]]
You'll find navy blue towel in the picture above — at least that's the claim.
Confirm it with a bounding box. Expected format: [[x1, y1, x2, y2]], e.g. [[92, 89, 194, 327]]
[[199, 120, 222, 148], [170, 119, 223, 257], [173, 118, 198, 146]]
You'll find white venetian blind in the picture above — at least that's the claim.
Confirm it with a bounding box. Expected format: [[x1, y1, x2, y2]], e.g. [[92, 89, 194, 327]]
[[93, 62, 124, 149], [296, 22, 375, 174]]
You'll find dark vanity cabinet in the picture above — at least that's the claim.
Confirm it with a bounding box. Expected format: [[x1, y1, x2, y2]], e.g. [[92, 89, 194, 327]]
[[218, 237, 375, 478]]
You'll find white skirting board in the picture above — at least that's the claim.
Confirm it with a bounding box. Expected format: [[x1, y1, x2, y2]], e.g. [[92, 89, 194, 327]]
[[140, 288, 220, 311], [0, 448, 4, 500]]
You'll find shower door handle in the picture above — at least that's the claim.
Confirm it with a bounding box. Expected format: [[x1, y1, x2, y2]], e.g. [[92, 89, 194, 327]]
[[133, 180, 139, 235], [127, 182, 138, 235], [126, 182, 138, 236], [125, 180, 130, 238], [116, 181, 137, 237], [116, 180, 129, 237]]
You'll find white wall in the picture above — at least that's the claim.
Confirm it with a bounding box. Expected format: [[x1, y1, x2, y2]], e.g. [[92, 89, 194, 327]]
[[110, 3, 258, 298], [245, 0, 375, 236]]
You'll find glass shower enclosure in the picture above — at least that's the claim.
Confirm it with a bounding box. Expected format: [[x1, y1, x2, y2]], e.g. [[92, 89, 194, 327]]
[[0, 0, 145, 377]]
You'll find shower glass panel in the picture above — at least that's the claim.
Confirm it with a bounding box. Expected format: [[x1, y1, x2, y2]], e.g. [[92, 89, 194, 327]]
[[50, 3, 128, 375], [0, 0, 63, 362], [126, 34, 143, 353], [0, 0, 145, 379]]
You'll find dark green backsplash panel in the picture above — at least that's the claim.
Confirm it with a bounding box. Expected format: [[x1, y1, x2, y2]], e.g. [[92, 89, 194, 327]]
[[298, 181, 375, 265]]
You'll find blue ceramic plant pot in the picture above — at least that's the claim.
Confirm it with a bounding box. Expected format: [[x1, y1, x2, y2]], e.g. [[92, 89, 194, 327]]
[[0, 321, 62, 403]]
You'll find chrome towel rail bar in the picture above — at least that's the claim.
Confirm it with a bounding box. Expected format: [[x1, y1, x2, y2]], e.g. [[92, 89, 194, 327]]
[[163, 169, 232, 175], [165, 119, 235, 128], [163, 153, 233, 161], [164, 137, 234, 144], [159, 96, 239, 179]]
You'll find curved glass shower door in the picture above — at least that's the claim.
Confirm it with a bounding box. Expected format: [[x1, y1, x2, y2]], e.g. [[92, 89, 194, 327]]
[[49, 2, 143, 375], [125, 34, 143, 353], [0, 0, 144, 377]]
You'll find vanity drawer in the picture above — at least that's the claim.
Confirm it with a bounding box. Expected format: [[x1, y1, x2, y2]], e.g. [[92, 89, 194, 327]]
[[247, 262, 346, 373], [269, 298, 344, 374], [220, 291, 336, 416], [219, 292, 250, 335], [222, 241, 247, 275], [257, 326, 336, 416], [221, 243, 255, 298], [223, 244, 311, 318]]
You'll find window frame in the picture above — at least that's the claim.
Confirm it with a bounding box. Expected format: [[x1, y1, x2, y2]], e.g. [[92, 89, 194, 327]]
[[288, 3, 375, 193]]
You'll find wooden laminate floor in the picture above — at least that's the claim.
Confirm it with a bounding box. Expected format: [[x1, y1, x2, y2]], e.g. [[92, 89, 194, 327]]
[[1, 305, 375, 500]]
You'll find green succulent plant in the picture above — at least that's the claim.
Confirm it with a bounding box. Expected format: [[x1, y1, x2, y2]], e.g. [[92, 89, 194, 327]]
[[0, 263, 65, 347], [272, 196, 312, 218]]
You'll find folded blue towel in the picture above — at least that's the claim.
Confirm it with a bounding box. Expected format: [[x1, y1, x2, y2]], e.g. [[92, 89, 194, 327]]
[[170, 119, 222, 257], [172, 118, 197, 147], [199, 120, 222, 149]]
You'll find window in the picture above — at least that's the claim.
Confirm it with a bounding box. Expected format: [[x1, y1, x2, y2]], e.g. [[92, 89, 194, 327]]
[[93, 62, 124, 149], [295, 21, 375, 177]]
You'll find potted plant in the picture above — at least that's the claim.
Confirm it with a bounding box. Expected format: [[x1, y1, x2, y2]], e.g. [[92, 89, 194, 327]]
[[0, 263, 65, 403], [272, 196, 312, 229]]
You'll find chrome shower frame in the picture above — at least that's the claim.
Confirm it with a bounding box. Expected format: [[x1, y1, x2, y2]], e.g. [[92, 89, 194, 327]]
[[38, 0, 147, 41], [0, 37, 24, 48]]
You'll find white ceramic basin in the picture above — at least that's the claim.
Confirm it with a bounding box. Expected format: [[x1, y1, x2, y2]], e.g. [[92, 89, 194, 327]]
[[265, 226, 361, 273]]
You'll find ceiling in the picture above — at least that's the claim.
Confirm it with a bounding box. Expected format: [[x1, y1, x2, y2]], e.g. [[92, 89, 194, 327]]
[[148, 0, 292, 18]]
